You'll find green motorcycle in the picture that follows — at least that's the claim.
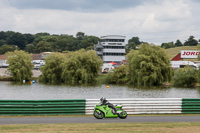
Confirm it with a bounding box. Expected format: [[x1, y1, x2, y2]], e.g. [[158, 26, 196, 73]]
[[93, 103, 127, 119]]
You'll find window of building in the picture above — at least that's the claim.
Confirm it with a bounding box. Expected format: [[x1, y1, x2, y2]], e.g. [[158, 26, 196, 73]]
[[103, 53, 125, 56], [103, 46, 125, 49], [102, 39, 125, 42]]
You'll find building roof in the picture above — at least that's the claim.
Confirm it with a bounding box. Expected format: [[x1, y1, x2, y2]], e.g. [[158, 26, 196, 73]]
[[100, 35, 126, 39], [0, 55, 6, 60], [0, 54, 41, 60], [171, 53, 181, 61], [32, 54, 41, 60]]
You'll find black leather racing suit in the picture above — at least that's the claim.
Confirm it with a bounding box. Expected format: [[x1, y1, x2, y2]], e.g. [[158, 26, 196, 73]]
[[101, 99, 117, 114]]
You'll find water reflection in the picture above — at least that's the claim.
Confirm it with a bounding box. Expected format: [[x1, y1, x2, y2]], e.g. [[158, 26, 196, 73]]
[[0, 81, 200, 100]]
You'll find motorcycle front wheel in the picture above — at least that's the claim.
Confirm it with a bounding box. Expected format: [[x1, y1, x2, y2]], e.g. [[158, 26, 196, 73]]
[[118, 110, 127, 119], [93, 110, 104, 119]]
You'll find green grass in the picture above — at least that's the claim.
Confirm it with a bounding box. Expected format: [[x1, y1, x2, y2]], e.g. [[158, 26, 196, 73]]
[[165, 46, 198, 60], [0, 122, 200, 133], [95, 74, 108, 84], [1, 114, 200, 118], [0, 76, 12, 81]]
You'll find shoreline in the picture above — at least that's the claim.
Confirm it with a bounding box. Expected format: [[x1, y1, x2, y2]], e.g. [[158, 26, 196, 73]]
[[0, 68, 41, 79], [0, 68, 41, 81]]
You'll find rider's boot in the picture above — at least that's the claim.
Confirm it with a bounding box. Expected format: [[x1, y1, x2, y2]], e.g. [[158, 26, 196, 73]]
[[112, 109, 117, 115]]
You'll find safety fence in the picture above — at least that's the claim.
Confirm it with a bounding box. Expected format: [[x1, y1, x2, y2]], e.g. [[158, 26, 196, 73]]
[[182, 98, 200, 114], [86, 98, 182, 115], [0, 98, 200, 115], [0, 99, 85, 115]]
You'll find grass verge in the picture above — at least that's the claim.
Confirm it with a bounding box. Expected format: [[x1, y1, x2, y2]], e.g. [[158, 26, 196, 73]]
[[0, 122, 200, 133], [165, 46, 198, 60]]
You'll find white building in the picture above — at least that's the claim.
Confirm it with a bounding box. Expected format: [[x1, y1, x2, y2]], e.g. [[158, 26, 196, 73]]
[[94, 35, 126, 64]]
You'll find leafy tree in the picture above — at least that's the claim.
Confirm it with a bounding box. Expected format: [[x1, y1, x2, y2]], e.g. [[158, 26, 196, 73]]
[[174, 39, 182, 47], [79, 36, 99, 50], [35, 41, 52, 53], [34, 32, 50, 38], [86, 46, 94, 51], [0, 31, 6, 40], [76, 32, 85, 40], [128, 37, 140, 45], [24, 33, 34, 44], [198, 66, 200, 83], [127, 43, 173, 86], [196, 44, 200, 62], [161, 42, 174, 49], [25, 44, 35, 53], [6, 50, 33, 82], [0, 44, 17, 54], [32, 32, 51, 45], [57, 35, 78, 51], [105, 65, 128, 84], [62, 49, 103, 84], [41, 36, 59, 52], [126, 42, 136, 52], [39, 53, 65, 84], [7, 32, 26, 50], [5, 31, 16, 38], [126, 37, 141, 52], [0, 39, 6, 47], [172, 66, 197, 87], [184, 36, 198, 46]]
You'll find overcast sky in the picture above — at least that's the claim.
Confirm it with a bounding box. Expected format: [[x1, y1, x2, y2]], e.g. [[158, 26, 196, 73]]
[[0, 0, 200, 45]]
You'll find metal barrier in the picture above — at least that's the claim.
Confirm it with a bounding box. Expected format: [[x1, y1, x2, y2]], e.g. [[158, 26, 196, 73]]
[[0, 99, 85, 115], [182, 98, 200, 113], [86, 98, 182, 115]]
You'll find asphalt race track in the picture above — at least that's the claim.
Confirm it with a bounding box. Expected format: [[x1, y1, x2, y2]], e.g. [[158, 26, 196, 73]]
[[1, 116, 200, 125]]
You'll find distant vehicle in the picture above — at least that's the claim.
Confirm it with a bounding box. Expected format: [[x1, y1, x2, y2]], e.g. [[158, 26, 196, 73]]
[[1, 60, 9, 68], [170, 61, 198, 69], [40, 60, 45, 66], [101, 63, 115, 73], [34, 64, 40, 70], [32, 60, 40, 64], [0, 60, 3, 68], [32, 60, 45, 66]]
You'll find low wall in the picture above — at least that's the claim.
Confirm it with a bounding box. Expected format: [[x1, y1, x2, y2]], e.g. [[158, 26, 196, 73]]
[[0, 98, 200, 115]]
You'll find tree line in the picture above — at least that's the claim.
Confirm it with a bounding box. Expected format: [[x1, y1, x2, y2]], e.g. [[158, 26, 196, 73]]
[[1, 31, 199, 55], [0, 31, 99, 54], [126, 35, 200, 52]]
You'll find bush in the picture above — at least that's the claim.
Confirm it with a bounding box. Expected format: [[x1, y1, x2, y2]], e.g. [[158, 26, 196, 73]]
[[172, 66, 197, 87], [105, 65, 128, 84]]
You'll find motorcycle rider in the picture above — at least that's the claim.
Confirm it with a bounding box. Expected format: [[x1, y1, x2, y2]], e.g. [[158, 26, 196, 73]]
[[100, 97, 117, 114]]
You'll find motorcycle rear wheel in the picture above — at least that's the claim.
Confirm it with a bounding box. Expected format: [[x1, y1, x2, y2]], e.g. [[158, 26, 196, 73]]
[[118, 110, 127, 119], [93, 110, 104, 119]]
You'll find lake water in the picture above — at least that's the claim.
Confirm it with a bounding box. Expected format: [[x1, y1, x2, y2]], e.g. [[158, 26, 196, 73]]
[[0, 81, 200, 100]]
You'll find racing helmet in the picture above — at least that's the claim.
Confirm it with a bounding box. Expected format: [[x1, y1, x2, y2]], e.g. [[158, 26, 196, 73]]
[[100, 97, 106, 102]]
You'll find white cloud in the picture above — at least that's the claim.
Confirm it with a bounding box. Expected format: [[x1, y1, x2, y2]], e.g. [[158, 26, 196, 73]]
[[0, 0, 199, 45]]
